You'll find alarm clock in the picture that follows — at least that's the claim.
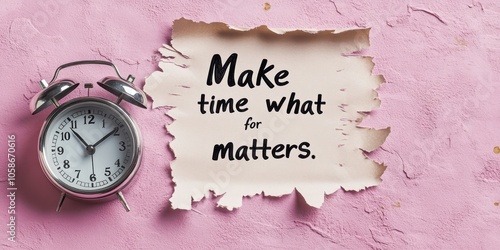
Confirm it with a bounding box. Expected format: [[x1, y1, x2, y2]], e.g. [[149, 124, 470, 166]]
[[30, 60, 147, 212]]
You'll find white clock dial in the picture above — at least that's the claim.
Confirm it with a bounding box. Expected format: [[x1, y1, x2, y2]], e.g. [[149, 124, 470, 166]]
[[39, 98, 141, 197]]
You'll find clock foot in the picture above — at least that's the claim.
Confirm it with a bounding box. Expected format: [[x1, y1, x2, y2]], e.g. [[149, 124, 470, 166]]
[[56, 192, 66, 212], [117, 191, 130, 212]]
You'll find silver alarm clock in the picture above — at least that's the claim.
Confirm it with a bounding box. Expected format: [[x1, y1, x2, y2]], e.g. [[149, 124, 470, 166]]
[[30, 60, 147, 212]]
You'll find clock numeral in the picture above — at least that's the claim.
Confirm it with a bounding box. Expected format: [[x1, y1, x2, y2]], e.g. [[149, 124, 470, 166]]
[[102, 119, 106, 128], [119, 141, 126, 151], [74, 170, 81, 178], [70, 120, 77, 129], [61, 132, 71, 141], [114, 159, 120, 167], [63, 160, 70, 169], [84, 115, 95, 125], [57, 146, 64, 155], [113, 130, 120, 136], [105, 167, 111, 176], [90, 173, 96, 182]]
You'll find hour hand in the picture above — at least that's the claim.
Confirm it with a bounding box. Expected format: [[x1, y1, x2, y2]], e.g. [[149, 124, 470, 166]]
[[93, 127, 119, 148], [70, 128, 89, 148]]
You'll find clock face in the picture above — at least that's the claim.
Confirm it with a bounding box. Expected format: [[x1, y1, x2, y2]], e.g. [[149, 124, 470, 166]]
[[39, 98, 141, 198]]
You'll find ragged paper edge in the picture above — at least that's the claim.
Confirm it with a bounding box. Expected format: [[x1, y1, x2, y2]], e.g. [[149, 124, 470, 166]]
[[148, 18, 371, 109], [144, 19, 389, 210]]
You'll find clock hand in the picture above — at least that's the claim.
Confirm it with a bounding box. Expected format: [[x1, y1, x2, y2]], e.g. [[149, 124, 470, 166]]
[[70, 128, 89, 147], [91, 154, 94, 173], [71, 128, 96, 155], [93, 127, 119, 148], [91, 154, 95, 177]]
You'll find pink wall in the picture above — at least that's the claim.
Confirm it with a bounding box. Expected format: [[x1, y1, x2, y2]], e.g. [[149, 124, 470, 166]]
[[1, 0, 499, 248]]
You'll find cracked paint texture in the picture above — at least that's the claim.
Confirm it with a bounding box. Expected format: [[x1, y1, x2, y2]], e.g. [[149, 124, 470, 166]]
[[0, 0, 499, 249]]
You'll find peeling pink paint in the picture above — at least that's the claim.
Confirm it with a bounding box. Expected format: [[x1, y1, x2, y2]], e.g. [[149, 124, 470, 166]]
[[0, 0, 499, 249]]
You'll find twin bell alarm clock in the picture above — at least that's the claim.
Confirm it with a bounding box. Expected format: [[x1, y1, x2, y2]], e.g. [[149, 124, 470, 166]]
[[30, 60, 147, 212]]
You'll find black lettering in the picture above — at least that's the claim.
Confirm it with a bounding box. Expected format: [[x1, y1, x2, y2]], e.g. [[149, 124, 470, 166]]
[[212, 143, 235, 161], [286, 92, 300, 114], [274, 70, 289, 86], [237, 70, 255, 88], [315, 94, 326, 114], [266, 97, 286, 112], [207, 53, 237, 86], [235, 146, 250, 161], [301, 100, 314, 115], [212, 140, 313, 161], [298, 142, 311, 159], [285, 144, 298, 158], [267, 93, 326, 115], [236, 98, 248, 112], [256, 59, 275, 88], [215, 98, 235, 113], [199, 95, 249, 114], [271, 144, 285, 159], [249, 138, 271, 160], [198, 94, 209, 114], [209, 95, 216, 112]]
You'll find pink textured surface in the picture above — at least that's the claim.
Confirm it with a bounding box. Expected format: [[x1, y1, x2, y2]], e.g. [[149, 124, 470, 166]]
[[1, 0, 499, 249]]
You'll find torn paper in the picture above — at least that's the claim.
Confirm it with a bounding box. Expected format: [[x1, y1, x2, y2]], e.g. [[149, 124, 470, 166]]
[[145, 18, 389, 210]]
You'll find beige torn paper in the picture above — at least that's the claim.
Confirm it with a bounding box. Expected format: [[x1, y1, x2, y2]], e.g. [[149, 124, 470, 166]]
[[145, 18, 389, 210]]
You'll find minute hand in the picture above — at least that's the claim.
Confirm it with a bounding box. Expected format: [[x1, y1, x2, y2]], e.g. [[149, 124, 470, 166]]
[[93, 127, 119, 148]]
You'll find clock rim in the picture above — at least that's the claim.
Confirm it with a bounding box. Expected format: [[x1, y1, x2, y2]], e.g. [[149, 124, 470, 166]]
[[38, 97, 143, 200]]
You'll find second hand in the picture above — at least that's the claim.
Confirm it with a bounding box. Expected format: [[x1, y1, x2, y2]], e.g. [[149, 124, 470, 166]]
[[91, 154, 95, 176]]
